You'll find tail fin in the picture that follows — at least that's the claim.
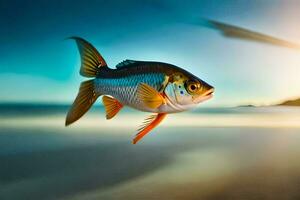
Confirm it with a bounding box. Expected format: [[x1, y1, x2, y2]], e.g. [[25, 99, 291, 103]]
[[66, 37, 107, 126], [69, 36, 108, 77], [65, 80, 100, 126]]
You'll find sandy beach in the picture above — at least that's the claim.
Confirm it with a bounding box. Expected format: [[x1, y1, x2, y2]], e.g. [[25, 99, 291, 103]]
[[1, 106, 300, 200]]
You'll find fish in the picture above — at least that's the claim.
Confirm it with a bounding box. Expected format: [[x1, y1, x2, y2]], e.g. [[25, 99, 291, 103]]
[[65, 37, 214, 144]]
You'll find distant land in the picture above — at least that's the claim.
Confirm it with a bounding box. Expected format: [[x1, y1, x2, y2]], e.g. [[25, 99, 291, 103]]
[[277, 97, 300, 106], [237, 97, 300, 107], [237, 104, 256, 108]]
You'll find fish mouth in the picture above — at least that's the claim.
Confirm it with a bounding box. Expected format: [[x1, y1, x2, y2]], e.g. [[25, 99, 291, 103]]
[[206, 88, 214, 96], [194, 88, 214, 103], [203, 87, 214, 98]]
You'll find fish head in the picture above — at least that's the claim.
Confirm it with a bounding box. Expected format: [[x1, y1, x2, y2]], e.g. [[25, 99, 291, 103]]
[[164, 72, 214, 110]]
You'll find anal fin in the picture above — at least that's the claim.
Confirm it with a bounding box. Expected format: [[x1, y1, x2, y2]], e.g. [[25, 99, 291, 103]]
[[102, 96, 123, 119], [133, 113, 167, 144]]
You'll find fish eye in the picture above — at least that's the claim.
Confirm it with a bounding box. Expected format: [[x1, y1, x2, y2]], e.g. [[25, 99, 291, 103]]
[[190, 84, 196, 91], [185, 80, 200, 94]]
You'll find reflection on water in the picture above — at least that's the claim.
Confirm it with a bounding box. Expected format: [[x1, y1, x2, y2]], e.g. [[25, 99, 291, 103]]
[[0, 105, 300, 200]]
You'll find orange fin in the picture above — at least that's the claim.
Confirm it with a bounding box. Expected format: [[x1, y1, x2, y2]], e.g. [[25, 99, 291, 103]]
[[137, 83, 165, 109], [133, 113, 167, 144], [102, 96, 123, 119]]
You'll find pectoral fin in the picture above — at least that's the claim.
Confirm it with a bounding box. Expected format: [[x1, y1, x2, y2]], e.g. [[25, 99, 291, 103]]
[[137, 83, 165, 109], [102, 96, 123, 119], [133, 113, 167, 144]]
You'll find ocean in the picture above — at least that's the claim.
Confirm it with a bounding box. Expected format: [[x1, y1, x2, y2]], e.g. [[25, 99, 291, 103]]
[[0, 104, 300, 200]]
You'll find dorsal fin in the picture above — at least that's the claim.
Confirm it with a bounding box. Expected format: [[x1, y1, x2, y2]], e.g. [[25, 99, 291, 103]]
[[116, 60, 138, 68]]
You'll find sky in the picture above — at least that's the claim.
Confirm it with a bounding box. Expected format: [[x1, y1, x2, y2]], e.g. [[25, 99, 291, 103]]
[[1, 0, 300, 106]]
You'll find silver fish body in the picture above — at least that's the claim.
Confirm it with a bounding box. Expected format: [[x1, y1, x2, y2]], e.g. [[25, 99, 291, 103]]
[[66, 37, 214, 144], [94, 73, 163, 111]]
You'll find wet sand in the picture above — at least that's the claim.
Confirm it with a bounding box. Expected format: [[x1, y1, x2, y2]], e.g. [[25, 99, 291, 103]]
[[0, 107, 300, 200]]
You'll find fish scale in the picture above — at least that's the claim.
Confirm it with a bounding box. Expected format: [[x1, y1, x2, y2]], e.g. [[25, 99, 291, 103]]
[[94, 73, 165, 111]]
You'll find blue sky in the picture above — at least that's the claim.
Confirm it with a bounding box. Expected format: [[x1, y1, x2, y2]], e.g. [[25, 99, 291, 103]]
[[1, 0, 300, 106]]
